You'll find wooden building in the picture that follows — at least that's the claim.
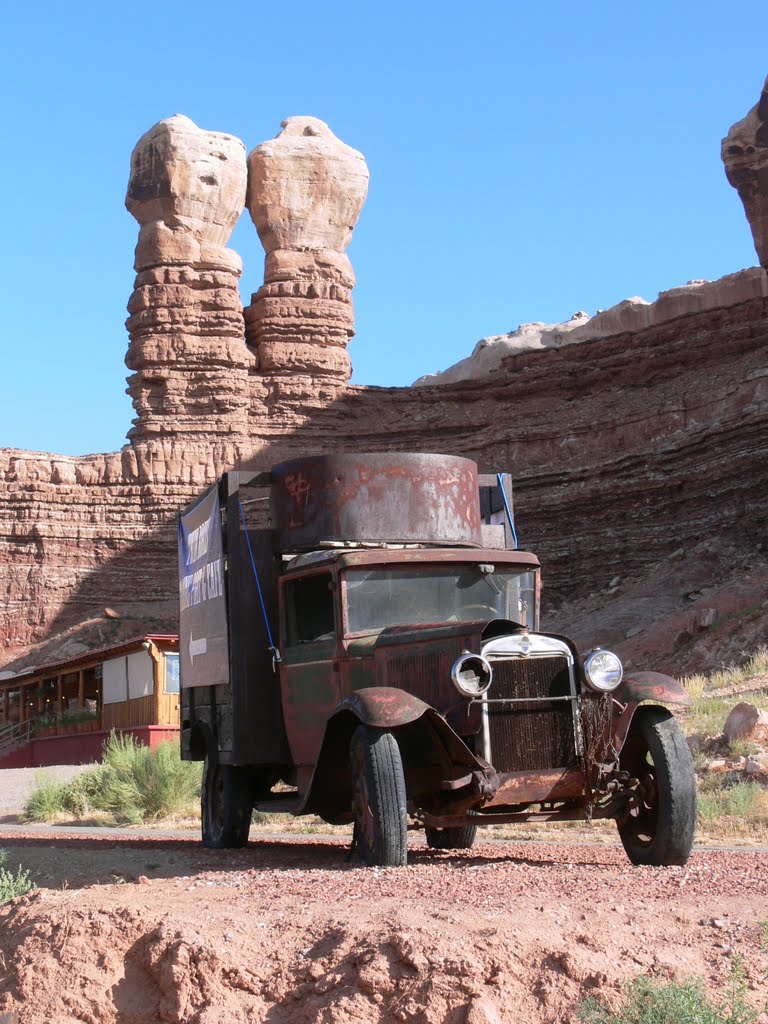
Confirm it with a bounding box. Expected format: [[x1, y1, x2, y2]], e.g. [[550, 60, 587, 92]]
[[0, 635, 180, 768]]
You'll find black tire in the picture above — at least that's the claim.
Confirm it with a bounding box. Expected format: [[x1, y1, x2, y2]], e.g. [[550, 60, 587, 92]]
[[201, 755, 253, 849], [350, 725, 408, 867], [425, 823, 477, 850], [617, 706, 697, 866]]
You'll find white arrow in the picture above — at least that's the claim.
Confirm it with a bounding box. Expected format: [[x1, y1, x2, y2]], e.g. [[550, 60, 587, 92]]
[[189, 634, 207, 664]]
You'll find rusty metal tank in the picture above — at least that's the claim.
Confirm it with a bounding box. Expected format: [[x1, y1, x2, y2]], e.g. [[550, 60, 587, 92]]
[[270, 453, 483, 551]]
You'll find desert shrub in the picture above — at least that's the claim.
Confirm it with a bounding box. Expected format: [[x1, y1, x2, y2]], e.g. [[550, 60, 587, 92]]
[[62, 766, 104, 817], [89, 732, 201, 825], [576, 969, 760, 1024], [697, 778, 768, 828], [729, 738, 761, 759], [697, 792, 721, 822], [725, 781, 766, 819], [0, 850, 36, 904], [24, 733, 201, 825], [25, 771, 68, 821]]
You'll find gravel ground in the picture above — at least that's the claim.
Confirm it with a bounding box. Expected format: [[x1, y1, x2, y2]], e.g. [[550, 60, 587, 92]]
[[1, 831, 767, 1024], [0, 765, 92, 820]]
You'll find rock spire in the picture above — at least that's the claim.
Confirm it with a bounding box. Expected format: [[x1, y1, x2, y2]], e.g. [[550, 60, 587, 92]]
[[125, 115, 252, 443], [722, 75, 768, 270], [243, 116, 369, 381]]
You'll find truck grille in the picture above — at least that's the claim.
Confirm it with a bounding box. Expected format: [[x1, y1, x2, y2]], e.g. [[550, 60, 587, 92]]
[[485, 655, 579, 773]]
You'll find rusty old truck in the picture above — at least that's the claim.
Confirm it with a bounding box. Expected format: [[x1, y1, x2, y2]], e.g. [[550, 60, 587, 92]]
[[177, 453, 696, 867]]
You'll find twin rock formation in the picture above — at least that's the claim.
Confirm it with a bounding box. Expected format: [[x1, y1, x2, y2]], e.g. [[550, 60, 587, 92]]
[[125, 114, 369, 442], [122, 86, 768, 427]]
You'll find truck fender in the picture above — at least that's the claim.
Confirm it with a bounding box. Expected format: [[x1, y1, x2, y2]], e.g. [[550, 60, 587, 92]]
[[610, 672, 691, 752], [299, 688, 481, 823], [615, 671, 692, 708], [335, 686, 434, 729]]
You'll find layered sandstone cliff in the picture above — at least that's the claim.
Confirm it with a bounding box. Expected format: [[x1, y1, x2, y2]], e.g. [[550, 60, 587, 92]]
[[1, 84, 767, 677]]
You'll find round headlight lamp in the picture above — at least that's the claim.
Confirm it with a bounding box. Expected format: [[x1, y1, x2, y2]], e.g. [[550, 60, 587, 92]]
[[583, 649, 623, 692], [451, 652, 493, 697]]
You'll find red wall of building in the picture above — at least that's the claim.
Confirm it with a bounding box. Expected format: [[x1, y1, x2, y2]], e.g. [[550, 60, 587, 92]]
[[0, 726, 180, 769]]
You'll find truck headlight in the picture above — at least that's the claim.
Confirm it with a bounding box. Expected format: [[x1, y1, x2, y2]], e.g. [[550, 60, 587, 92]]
[[451, 652, 493, 697], [583, 649, 623, 692]]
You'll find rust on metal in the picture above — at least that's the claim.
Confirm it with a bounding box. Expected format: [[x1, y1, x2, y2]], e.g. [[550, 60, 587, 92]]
[[335, 687, 432, 728], [372, 627, 483, 736], [484, 767, 586, 806], [610, 698, 639, 751], [617, 671, 692, 707], [270, 453, 484, 551], [334, 548, 540, 571]]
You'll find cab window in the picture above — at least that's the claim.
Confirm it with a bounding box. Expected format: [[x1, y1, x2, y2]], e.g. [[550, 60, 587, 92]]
[[284, 573, 335, 645]]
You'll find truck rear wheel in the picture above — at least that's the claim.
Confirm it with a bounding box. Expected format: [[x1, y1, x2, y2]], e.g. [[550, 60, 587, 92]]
[[350, 725, 408, 867], [201, 756, 253, 849], [425, 822, 477, 850], [616, 706, 696, 866]]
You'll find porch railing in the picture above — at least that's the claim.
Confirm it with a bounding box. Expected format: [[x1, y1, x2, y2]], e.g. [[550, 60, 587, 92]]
[[0, 718, 34, 758]]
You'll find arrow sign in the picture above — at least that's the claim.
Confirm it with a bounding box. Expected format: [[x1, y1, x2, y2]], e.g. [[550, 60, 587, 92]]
[[179, 487, 229, 688], [189, 634, 207, 664]]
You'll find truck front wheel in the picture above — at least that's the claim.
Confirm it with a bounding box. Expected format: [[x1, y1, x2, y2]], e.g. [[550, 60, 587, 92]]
[[616, 706, 697, 866], [350, 725, 408, 867], [201, 756, 253, 849]]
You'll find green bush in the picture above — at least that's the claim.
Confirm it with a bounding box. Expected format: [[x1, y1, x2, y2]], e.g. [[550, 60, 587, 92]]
[[94, 732, 201, 825], [25, 771, 68, 821], [577, 969, 760, 1024], [24, 733, 202, 826], [726, 781, 764, 819], [0, 850, 36, 905], [697, 778, 768, 828], [62, 766, 104, 817]]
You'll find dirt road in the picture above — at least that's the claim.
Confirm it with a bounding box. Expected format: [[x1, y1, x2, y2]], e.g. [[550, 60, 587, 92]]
[[1, 829, 767, 1024]]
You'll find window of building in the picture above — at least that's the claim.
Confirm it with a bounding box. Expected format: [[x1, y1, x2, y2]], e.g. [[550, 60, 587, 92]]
[[165, 654, 180, 694]]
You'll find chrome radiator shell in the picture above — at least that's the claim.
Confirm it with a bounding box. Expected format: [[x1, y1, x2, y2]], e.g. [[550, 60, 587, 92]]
[[480, 634, 582, 775]]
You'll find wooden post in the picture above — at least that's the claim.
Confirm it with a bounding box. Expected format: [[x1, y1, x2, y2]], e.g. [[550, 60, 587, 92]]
[[145, 642, 163, 727], [57, 675, 63, 716], [78, 669, 85, 709], [19, 685, 27, 723], [2, 688, 8, 724]]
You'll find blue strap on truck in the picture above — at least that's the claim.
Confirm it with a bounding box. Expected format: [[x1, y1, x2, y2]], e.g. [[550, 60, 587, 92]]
[[497, 472, 519, 549], [238, 496, 282, 669]]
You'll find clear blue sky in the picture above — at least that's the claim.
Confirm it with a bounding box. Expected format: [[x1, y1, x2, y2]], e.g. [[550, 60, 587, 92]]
[[1, 1, 766, 456]]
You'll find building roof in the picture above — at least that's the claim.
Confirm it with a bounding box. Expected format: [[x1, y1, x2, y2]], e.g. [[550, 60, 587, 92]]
[[0, 635, 179, 686]]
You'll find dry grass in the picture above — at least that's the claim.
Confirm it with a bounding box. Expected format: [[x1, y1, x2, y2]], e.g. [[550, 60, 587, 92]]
[[677, 649, 768, 844], [683, 646, 768, 696], [680, 647, 768, 742]]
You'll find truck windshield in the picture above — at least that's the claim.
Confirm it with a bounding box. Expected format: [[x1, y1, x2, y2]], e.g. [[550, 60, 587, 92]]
[[344, 565, 537, 634]]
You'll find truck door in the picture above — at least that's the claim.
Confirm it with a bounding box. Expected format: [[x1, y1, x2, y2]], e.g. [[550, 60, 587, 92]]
[[280, 571, 341, 770]]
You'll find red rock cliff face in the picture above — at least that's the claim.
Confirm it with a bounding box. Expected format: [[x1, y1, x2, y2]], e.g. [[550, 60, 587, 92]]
[[1, 101, 767, 677]]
